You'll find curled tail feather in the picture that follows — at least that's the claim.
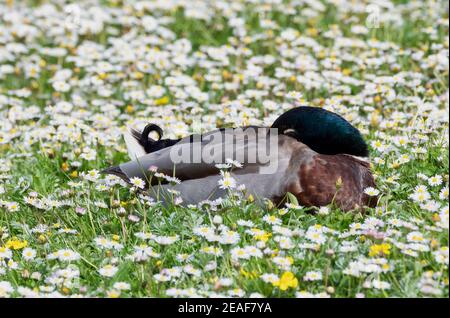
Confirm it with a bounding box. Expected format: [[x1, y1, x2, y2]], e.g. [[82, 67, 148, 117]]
[[125, 123, 181, 158]]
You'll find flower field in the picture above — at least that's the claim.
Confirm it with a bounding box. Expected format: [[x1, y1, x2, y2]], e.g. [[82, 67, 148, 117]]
[[0, 0, 448, 298]]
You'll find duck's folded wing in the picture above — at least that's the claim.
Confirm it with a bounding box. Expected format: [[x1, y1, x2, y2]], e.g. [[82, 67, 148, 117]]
[[148, 165, 295, 206], [102, 127, 281, 185]]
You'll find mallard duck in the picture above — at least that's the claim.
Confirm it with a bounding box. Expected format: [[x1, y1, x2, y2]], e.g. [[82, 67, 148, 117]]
[[103, 106, 377, 211]]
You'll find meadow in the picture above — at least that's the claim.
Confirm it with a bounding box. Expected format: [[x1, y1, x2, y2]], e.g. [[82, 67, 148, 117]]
[[0, 0, 448, 298]]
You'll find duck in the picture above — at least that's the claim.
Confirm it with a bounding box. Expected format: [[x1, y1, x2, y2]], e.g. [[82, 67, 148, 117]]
[[103, 106, 377, 211]]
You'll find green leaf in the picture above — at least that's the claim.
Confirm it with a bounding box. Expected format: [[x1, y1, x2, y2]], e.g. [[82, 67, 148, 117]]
[[286, 192, 299, 206]]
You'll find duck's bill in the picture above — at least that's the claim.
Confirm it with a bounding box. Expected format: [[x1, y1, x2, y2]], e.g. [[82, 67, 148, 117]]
[[101, 165, 126, 179]]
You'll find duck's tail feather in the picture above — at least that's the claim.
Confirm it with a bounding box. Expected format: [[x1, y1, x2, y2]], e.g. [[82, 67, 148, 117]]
[[124, 126, 147, 160], [124, 123, 166, 159], [127, 123, 181, 155]]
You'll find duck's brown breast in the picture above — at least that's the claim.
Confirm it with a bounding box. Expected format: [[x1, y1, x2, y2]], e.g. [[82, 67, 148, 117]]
[[287, 153, 377, 212]]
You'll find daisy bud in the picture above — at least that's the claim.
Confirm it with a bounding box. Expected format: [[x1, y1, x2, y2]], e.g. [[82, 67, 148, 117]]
[[128, 214, 140, 223], [212, 215, 223, 224], [117, 207, 127, 216], [148, 165, 158, 172], [326, 249, 335, 256], [31, 272, 42, 280]]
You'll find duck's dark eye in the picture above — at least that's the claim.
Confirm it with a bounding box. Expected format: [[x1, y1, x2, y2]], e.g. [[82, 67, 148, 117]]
[[283, 129, 301, 140]]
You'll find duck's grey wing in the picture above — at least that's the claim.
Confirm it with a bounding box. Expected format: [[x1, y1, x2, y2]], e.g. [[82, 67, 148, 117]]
[[149, 170, 290, 206], [102, 127, 280, 185], [149, 134, 306, 206]]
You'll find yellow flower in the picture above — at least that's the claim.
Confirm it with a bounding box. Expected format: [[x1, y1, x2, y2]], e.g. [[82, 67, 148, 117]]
[[369, 243, 391, 257], [306, 27, 318, 36], [155, 96, 170, 106], [37, 234, 47, 244], [61, 162, 69, 171], [254, 232, 272, 242], [125, 105, 134, 113], [222, 70, 232, 80], [240, 268, 251, 278], [62, 287, 70, 295], [107, 289, 121, 298], [5, 238, 28, 250], [272, 272, 298, 291], [432, 213, 440, 222], [430, 239, 438, 249], [266, 200, 274, 210], [342, 68, 352, 76], [370, 111, 380, 127], [133, 71, 144, 80]]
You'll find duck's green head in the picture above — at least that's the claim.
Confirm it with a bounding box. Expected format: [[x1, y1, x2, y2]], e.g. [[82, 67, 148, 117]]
[[271, 106, 369, 157]]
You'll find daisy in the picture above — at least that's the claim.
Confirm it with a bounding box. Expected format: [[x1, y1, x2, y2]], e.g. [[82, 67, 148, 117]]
[[318, 206, 330, 215], [272, 256, 294, 270], [5, 202, 19, 212], [0, 281, 14, 298], [428, 175, 443, 186], [22, 248, 37, 261], [57, 249, 80, 262], [439, 186, 448, 200], [230, 247, 250, 260], [0, 247, 12, 259], [52, 81, 71, 92], [225, 158, 243, 168], [364, 187, 379, 196], [113, 282, 131, 291], [152, 235, 179, 245], [372, 279, 391, 290], [218, 171, 236, 189], [262, 214, 282, 225], [129, 177, 145, 189], [219, 230, 240, 245], [303, 271, 323, 281], [99, 265, 118, 278], [260, 273, 279, 284], [83, 170, 99, 182]]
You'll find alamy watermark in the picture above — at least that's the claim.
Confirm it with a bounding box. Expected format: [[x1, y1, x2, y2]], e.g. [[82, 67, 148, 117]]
[[168, 127, 280, 174], [366, 4, 381, 29]]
